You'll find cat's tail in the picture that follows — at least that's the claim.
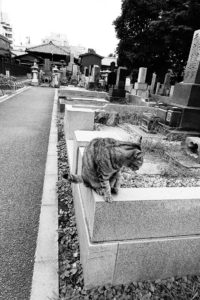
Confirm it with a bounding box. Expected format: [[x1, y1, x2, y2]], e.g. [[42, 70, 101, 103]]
[[63, 173, 83, 183]]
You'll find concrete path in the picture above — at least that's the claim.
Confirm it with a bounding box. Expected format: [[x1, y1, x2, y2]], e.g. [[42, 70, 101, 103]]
[[0, 87, 55, 300]]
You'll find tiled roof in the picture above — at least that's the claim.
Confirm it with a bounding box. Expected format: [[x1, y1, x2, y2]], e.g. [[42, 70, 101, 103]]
[[26, 41, 70, 56], [79, 52, 103, 59]]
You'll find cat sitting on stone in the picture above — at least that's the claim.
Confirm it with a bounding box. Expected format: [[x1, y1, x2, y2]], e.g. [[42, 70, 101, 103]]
[[63, 137, 143, 203]]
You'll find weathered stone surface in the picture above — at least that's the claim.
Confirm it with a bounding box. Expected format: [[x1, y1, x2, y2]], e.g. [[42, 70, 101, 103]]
[[59, 87, 109, 99], [113, 236, 200, 284], [79, 181, 200, 242], [137, 67, 147, 83], [134, 82, 148, 90], [172, 82, 200, 107], [184, 29, 200, 84], [64, 105, 94, 140], [72, 183, 118, 289]]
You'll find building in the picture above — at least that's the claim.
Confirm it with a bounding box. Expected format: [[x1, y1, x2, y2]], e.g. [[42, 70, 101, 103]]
[[25, 41, 71, 70], [0, 33, 11, 59], [0, 0, 13, 45], [79, 50, 103, 75]]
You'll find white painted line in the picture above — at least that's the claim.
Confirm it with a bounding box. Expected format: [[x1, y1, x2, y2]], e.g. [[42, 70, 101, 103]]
[[30, 89, 58, 300]]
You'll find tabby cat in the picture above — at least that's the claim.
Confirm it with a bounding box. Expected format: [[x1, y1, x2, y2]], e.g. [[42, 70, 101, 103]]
[[64, 137, 143, 203]]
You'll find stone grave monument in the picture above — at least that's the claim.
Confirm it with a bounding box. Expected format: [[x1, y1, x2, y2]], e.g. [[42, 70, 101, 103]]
[[131, 67, 149, 98], [169, 29, 200, 131], [150, 72, 157, 94], [88, 65, 100, 89], [109, 67, 127, 100], [67, 53, 74, 73]]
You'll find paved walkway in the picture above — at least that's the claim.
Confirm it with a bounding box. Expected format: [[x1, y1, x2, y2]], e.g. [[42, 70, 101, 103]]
[[0, 87, 55, 300]]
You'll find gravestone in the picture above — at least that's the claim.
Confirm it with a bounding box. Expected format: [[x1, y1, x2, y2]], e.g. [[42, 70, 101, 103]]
[[169, 29, 200, 131], [67, 53, 74, 72], [130, 67, 148, 98], [150, 72, 157, 94], [137, 67, 147, 83], [163, 70, 172, 96], [44, 59, 51, 73], [109, 67, 127, 100]]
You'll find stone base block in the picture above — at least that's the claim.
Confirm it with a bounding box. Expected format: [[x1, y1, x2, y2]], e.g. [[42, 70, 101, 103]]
[[109, 88, 126, 98], [113, 235, 200, 284], [134, 82, 148, 90], [31, 81, 39, 86], [64, 105, 94, 140], [78, 168, 200, 242], [172, 82, 200, 107], [72, 182, 200, 288], [137, 89, 149, 98], [59, 87, 108, 99], [73, 183, 118, 289], [179, 108, 200, 131], [58, 97, 108, 113]]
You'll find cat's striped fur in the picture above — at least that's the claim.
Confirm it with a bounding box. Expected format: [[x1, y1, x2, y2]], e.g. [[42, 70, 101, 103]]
[[65, 137, 143, 203]]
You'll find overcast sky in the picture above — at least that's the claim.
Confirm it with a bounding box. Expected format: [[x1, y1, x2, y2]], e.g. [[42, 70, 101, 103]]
[[2, 0, 122, 56]]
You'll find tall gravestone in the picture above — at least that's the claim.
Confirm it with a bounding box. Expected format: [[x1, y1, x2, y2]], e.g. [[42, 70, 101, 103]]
[[109, 67, 127, 101], [170, 29, 200, 130]]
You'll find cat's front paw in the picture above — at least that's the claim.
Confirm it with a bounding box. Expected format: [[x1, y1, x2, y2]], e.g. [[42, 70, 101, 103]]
[[104, 194, 113, 203]]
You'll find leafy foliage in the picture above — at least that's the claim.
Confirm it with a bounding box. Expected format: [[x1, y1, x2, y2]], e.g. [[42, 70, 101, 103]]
[[113, 0, 200, 81]]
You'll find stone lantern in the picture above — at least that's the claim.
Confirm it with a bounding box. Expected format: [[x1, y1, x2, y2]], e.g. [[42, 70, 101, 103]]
[[31, 61, 39, 86], [51, 65, 60, 88]]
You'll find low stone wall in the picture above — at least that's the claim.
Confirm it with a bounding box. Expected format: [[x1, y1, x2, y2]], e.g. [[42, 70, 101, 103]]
[[59, 86, 109, 100], [63, 91, 200, 288]]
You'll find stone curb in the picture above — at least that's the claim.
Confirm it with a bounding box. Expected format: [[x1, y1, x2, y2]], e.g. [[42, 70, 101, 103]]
[[0, 86, 31, 103], [30, 89, 58, 300]]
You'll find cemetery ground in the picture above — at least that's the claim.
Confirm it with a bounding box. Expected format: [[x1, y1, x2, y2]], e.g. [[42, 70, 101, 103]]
[[57, 107, 200, 299]]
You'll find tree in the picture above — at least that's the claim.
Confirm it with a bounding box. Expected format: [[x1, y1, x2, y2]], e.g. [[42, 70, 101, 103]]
[[113, 0, 200, 82]]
